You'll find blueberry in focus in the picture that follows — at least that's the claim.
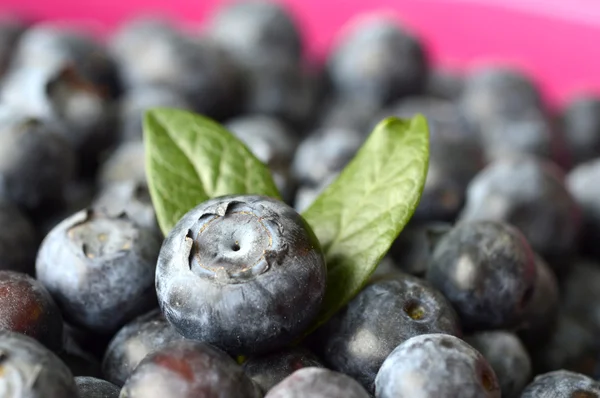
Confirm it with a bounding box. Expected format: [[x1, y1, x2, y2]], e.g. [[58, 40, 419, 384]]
[[560, 94, 600, 167], [75, 377, 120, 398], [36, 208, 161, 335], [464, 331, 532, 398], [156, 194, 326, 356], [0, 270, 63, 352], [0, 200, 37, 274], [459, 154, 581, 274], [0, 111, 76, 212], [567, 159, 600, 258], [309, 272, 461, 393], [98, 141, 146, 188], [375, 333, 500, 398], [102, 309, 185, 387], [521, 370, 600, 398], [242, 347, 324, 393], [327, 16, 428, 106], [207, 0, 303, 68], [0, 330, 79, 397], [265, 367, 371, 398], [376, 96, 484, 222], [426, 220, 537, 331], [119, 340, 262, 398]]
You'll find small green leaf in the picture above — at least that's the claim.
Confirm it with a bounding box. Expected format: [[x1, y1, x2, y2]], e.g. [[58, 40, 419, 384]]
[[302, 115, 430, 332], [143, 108, 281, 235]]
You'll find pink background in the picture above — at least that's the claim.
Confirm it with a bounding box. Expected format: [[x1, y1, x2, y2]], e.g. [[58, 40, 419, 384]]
[[2, 0, 600, 109]]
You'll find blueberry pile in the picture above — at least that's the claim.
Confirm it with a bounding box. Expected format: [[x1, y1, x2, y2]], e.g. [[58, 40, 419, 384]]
[[1, 1, 600, 397]]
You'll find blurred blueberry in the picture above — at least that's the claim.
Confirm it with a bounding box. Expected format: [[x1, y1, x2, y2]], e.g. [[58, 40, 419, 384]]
[[521, 370, 600, 397], [0, 200, 37, 274], [309, 272, 461, 393], [0, 330, 79, 397], [560, 94, 600, 167], [98, 141, 146, 188], [327, 16, 428, 106], [120, 340, 263, 397], [207, 0, 303, 68], [316, 95, 382, 134], [0, 15, 26, 77], [36, 208, 162, 335], [242, 347, 324, 393], [102, 308, 185, 387], [425, 67, 464, 100], [560, 260, 600, 335], [293, 173, 338, 213], [156, 195, 326, 356], [464, 331, 532, 398], [75, 377, 120, 398], [375, 333, 500, 398], [567, 159, 600, 258], [460, 154, 581, 274], [265, 367, 371, 398]]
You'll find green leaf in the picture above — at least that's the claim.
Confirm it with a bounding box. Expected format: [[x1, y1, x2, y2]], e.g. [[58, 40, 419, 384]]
[[302, 115, 430, 333], [143, 108, 281, 235]]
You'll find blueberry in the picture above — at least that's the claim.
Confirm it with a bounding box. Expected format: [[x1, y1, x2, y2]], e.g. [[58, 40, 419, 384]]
[[118, 84, 192, 142], [309, 272, 461, 393], [156, 194, 326, 356], [529, 313, 599, 377], [516, 254, 559, 350], [0, 200, 37, 274], [119, 340, 262, 398], [0, 270, 63, 352], [561, 260, 600, 335], [425, 67, 464, 100], [426, 220, 537, 331], [0, 330, 79, 397], [293, 173, 338, 213], [464, 331, 532, 398], [376, 96, 484, 222], [0, 16, 25, 77], [560, 94, 600, 167], [327, 16, 428, 107], [375, 333, 500, 398], [459, 66, 543, 132], [459, 154, 581, 274], [521, 370, 600, 397], [242, 347, 324, 393], [36, 208, 161, 335], [75, 377, 120, 398], [93, 180, 159, 235], [316, 96, 382, 133], [265, 367, 371, 398], [110, 19, 244, 120], [207, 0, 303, 68], [567, 159, 600, 258], [59, 329, 103, 378], [0, 112, 76, 211], [102, 309, 185, 387], [292, 127, 364, 187], [225, 114, 299, 203], [98, 141, 146, 188]]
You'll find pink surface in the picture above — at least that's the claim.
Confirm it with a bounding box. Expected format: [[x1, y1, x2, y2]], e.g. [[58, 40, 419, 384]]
[[2, 0, 600, 109]]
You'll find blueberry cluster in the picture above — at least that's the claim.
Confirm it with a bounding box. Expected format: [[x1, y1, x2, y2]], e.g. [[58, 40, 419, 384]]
[[0, 2, 600, 397]]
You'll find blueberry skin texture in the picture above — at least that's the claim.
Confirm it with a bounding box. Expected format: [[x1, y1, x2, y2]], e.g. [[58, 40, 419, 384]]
[[465, 331, 532, 398], [327, 17, 428, 106], [156, 195, 326, 356], [376, 96, 484, 222], [242, 347, 324, 393], [516, 255, 559, 350], [375, 334, 500, 398], [0, 113, 76, 211], [98, 141, 146, 188], [459, 154, 581, 274], [76, 377, 120, 398], [520, 370, 600, 398], [36, 208, 162, 335], [309, 272, 461, 393], [567, 159, 600, 258], [426, 220, 537, 331], [265, 367, 371, 398], [119, 340, 262, 398], [560, 95, 600, 167], [0, 201, 37, 274], [0, 271, 64, 352], [102, 309, 185, 387], [0, 330, 79, 397], [207, 0, 302, 68]]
